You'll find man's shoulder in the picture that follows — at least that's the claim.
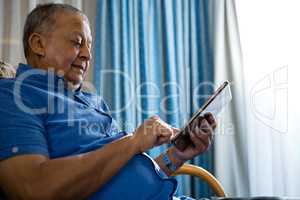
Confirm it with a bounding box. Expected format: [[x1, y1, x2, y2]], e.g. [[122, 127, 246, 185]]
[[0, 77, 15, 84], [0, 77, 47, 108], [0, 77, 39, 88], [0, 77, 37, 94], [0, 78, 17, 93]]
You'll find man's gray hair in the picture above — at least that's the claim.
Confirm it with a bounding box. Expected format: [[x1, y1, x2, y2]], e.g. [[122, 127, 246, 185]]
[[23, 3, 85, 59]]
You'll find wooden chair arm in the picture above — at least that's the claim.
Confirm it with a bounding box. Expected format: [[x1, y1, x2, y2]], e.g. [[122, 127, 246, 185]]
[[172, 164, 226, 197]]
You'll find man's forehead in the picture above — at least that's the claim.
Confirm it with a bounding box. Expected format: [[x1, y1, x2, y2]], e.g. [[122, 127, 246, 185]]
[[55, 12, 92, 40], [54, 10, 89, 28]]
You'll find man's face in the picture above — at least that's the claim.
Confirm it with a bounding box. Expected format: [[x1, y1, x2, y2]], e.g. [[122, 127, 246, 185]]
[[42, 11, 92, 86]]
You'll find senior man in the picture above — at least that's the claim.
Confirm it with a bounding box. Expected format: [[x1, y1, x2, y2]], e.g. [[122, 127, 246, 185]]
[[0, 3, 216, 200]]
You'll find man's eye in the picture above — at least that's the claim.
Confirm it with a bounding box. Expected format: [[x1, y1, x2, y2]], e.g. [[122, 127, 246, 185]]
[[72, 40, 81, 47]]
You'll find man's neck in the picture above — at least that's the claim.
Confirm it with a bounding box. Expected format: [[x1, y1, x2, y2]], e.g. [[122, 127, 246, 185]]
[[26, 58, 82, 92]]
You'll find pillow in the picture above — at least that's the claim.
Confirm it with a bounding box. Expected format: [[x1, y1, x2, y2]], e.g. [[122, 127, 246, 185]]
[[0, 61, 16, 78]]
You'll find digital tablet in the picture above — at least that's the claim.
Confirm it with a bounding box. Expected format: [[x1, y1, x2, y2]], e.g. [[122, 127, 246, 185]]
[[171, 81, 232, 151]]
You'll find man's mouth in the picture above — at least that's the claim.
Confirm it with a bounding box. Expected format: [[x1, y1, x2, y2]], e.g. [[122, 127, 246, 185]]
[[71, 64, 86, 73]]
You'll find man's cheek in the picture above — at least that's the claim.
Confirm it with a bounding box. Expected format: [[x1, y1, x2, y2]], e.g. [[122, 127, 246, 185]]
[[84, 64, 90, 75], [64, 59, 74, 69]]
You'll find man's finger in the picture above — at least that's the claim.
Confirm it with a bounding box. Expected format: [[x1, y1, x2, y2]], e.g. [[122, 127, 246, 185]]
[[157, 135, 171, 145], [189, 131, 207, 151], [204, 112, 217, 130], [198, 118, 212, 134], [171, 127, 180, 137], [193, 126, 211, 146], [189, 116, 204, 133]]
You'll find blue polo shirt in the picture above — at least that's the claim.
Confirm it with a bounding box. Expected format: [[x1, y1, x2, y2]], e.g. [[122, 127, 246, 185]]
[[0, 63, 180, 200]]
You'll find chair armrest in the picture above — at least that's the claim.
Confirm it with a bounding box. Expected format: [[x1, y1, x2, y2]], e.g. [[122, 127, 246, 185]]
[[172, 164, 226, 197]]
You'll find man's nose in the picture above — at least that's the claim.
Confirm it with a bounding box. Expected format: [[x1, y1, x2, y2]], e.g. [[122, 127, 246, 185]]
[[80, 44, 92, 61]]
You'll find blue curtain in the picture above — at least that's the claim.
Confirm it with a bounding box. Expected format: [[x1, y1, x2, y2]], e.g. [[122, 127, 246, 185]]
[[94, 0, 214, 198]]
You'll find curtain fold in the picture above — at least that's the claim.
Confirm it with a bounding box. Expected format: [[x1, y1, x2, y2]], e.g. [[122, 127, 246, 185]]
[[94, 0, 215, 197], [212, 0, 251, 196]]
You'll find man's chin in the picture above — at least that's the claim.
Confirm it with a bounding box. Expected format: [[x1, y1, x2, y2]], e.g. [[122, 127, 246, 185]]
[[66, 81, 82, 91], [64, 76, 83, 90]]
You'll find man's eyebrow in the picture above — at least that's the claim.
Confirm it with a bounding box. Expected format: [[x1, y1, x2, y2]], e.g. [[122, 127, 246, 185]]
[[70, 31, 84, 38], [70, 31, 92, 43]]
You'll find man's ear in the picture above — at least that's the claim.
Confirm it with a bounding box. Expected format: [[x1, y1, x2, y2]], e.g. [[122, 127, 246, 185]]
[[28, 33, 46, 57]]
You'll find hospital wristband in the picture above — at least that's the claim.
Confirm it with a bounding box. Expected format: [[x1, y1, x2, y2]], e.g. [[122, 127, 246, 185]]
[[162, 151, 178, 172]]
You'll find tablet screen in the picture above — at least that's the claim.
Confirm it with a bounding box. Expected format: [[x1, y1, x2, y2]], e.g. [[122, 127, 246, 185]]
[[171, 81, 232, 151]]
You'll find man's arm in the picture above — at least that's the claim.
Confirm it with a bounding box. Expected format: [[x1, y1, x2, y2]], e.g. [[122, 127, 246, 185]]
[[0, 116, 173, 200], [0, 135, 138, 200]]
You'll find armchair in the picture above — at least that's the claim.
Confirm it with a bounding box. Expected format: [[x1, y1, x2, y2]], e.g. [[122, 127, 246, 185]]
[[173, 164, 226, 197]]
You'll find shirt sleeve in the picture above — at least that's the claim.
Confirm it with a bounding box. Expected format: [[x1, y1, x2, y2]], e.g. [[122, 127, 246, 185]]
[[0, 84, 49, 160]]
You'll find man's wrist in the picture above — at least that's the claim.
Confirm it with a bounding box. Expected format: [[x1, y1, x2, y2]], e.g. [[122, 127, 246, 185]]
[[160, 148, 186, 175], [168, 147, 186, 166]]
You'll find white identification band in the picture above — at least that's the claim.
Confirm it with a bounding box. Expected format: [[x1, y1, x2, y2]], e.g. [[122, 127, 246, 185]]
[[162, 152, 177, 172]]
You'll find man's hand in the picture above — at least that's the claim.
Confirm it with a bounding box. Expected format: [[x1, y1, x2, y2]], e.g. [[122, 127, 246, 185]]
[[173, 113, 217, 162], [132, 116, 176, 153]]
